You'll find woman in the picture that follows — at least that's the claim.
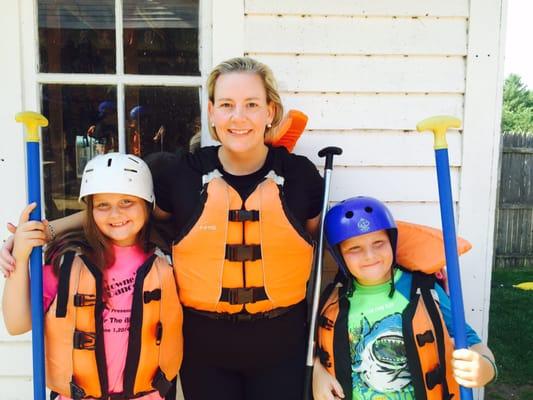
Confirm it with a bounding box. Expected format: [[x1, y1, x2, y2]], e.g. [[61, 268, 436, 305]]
[[1, 57, 324, 399]]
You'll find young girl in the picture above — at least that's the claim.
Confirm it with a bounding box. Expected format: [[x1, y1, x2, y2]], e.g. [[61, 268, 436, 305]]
[[2, 153, 183, 400], [313, 196, 497, 400]]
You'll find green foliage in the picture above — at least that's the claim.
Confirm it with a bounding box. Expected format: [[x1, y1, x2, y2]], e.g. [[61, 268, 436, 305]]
[[501, 74, 533, 133], [487, 267, 533, 387]]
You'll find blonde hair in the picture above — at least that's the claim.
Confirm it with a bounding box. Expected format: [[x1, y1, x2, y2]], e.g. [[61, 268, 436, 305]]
[[207, 57, 284, 142]]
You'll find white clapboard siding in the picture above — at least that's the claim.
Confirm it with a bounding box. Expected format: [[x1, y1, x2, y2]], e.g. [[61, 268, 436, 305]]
[[386, 202, 456, 228], [293, 131, 462, 167], [281, 93, 464, 131], [0, 342, 32, 376], [245, 0, 469, 18], [253, 54, 466, 93], [328, 167, 459, 202], [244, 16, 467, 56], [0, 377, 34, 399]]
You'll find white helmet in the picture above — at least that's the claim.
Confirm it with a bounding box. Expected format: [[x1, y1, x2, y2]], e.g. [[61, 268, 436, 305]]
[[79, 153, 155, 205]]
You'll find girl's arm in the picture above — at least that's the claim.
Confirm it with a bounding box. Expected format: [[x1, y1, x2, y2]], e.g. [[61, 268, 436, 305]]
[[2, 203, 47, 334]]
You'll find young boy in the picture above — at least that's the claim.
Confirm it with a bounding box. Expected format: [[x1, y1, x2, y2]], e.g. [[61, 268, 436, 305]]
[[313, 196, 497, 400]]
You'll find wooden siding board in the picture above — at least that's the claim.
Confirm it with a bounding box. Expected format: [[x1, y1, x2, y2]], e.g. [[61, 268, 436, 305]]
[[458, 0, 506, 344], [244, 15, 468, 55], [245, 0, 469, 17], [329, 167, 459, 202], [293, 131, 462, 167], [281, 93, 464, 130], [0, 377, 34, 399], [252, 54, 466, 93]]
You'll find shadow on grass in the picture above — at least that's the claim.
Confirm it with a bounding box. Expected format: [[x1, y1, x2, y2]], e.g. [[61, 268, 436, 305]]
[[486, 267, 533, 400]]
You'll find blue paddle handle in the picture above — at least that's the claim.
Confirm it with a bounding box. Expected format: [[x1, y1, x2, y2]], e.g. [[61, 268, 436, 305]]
[[27, 141, 46, 400], [435, 148, 473, 400]]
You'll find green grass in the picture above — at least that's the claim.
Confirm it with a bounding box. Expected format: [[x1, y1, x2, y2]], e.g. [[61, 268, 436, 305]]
[[485, 267, 533, 399]]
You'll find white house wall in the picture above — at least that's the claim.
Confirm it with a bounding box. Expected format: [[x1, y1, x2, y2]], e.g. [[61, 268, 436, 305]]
[[0, 0, 506, 398], [241, 0, 505, 377]]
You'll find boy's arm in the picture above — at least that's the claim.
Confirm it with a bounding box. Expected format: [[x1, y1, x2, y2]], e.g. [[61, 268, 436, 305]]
[[2, 203, 46, 334], [434, 282, 481, 346], [452, 343, 497, 387], [313, 357, 345, 400]]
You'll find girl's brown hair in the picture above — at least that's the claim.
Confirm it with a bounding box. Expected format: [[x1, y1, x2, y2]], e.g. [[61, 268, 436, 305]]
[[45, 196, 153, 275], [207, 56, 284, 143]]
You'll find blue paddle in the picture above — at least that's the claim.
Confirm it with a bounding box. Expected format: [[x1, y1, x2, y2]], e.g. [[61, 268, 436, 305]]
[[15, 111, 49, 400], [417, 115, 473, 400]]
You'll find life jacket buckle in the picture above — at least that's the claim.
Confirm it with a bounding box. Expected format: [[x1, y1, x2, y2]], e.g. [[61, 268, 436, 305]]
[[416, 329, 435, 347], [73, 330, 96, 350], [225, 244, 262, 262], [144, 289, 162, 304], [318, 315, 334, 330], [69, 381, 86, 399], [229, 288, 255, 305], [425, 364, 443, 390], [228, 209, 260, 222], [73, 293, 97, 307]]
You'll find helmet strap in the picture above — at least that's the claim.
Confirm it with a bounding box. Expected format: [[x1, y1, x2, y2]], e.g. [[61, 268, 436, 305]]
[[388, 265, 396, 298]]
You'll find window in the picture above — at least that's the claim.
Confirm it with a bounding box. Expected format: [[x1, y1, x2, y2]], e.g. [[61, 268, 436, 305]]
[[36, 0, 205, 219]]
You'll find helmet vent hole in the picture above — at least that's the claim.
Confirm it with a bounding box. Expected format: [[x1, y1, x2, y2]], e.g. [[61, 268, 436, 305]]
[[365, 206, 373, 213], [345, 211, 354, 219], [124, 168, 138, 173], [128, 157, 140, 164], [107, 158, 112, 167]]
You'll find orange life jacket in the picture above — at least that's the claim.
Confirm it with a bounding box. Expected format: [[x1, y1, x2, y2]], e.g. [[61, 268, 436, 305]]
[[317, 271, 460, 400], [45, 251, 183, 399], [172, 167, 315, 314]]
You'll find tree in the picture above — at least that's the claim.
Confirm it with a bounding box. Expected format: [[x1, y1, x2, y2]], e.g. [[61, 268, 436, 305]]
[[501, 74, 533, 133]]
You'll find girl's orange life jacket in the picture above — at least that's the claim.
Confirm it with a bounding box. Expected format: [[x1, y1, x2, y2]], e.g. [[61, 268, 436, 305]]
[[172, 168, 314, 314], [45, 252, 183, 399], [317, 222, 472, 400]]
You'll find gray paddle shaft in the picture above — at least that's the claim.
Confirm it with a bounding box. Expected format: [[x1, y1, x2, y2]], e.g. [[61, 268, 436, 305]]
[[306, 146, 342, 367]]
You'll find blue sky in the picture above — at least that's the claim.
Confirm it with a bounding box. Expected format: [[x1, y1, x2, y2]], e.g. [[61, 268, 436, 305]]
[[504, 0, 533, 88]]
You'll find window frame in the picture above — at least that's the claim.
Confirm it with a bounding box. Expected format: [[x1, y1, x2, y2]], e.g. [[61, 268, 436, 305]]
[[21, 0, 212, 153]]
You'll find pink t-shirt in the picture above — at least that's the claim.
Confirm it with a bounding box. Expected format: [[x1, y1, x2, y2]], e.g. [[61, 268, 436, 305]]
[[43, 245, 164, 400]]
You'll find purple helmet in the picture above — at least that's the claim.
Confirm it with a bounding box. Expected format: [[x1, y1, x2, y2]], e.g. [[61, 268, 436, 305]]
[[325, 196, 398, 276]]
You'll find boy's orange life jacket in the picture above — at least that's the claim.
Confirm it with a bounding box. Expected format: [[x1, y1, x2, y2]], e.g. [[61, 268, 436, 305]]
[[45, 252, 183, 399], [172, 167, 314, 314], [317, 271, 460, 400]]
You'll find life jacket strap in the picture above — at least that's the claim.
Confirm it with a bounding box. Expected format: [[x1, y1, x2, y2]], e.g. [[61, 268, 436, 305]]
[[69, 381, 86, 399], [73, 293, 97, 307], [318, 315, 334, 330], [184, 302, 300, 322], [225, 244, 262, 262], [151, 368, 173, 397], [73, 330, 97, 350], [228, 209, 260, 222], [317, 346, 332, 368], [220, 287, 268, 305]]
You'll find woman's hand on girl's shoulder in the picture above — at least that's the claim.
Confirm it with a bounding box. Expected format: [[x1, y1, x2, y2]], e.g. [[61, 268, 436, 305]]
[[0, 231, 16, 277], [12, 203, 48, 266]]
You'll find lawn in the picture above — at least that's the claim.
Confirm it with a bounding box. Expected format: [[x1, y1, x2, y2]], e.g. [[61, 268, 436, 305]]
[[485, 267, 533, 400]]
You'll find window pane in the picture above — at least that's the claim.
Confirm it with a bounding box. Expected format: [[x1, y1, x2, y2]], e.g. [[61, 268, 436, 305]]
[[42, 84, 118, 219], [125, 86, 201, 157], [38, 0, 116, 73], [124, 0, 199, 75]]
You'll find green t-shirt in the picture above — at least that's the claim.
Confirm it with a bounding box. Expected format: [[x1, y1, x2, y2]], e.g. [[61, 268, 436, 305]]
[[347, 269, 416, 400]]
